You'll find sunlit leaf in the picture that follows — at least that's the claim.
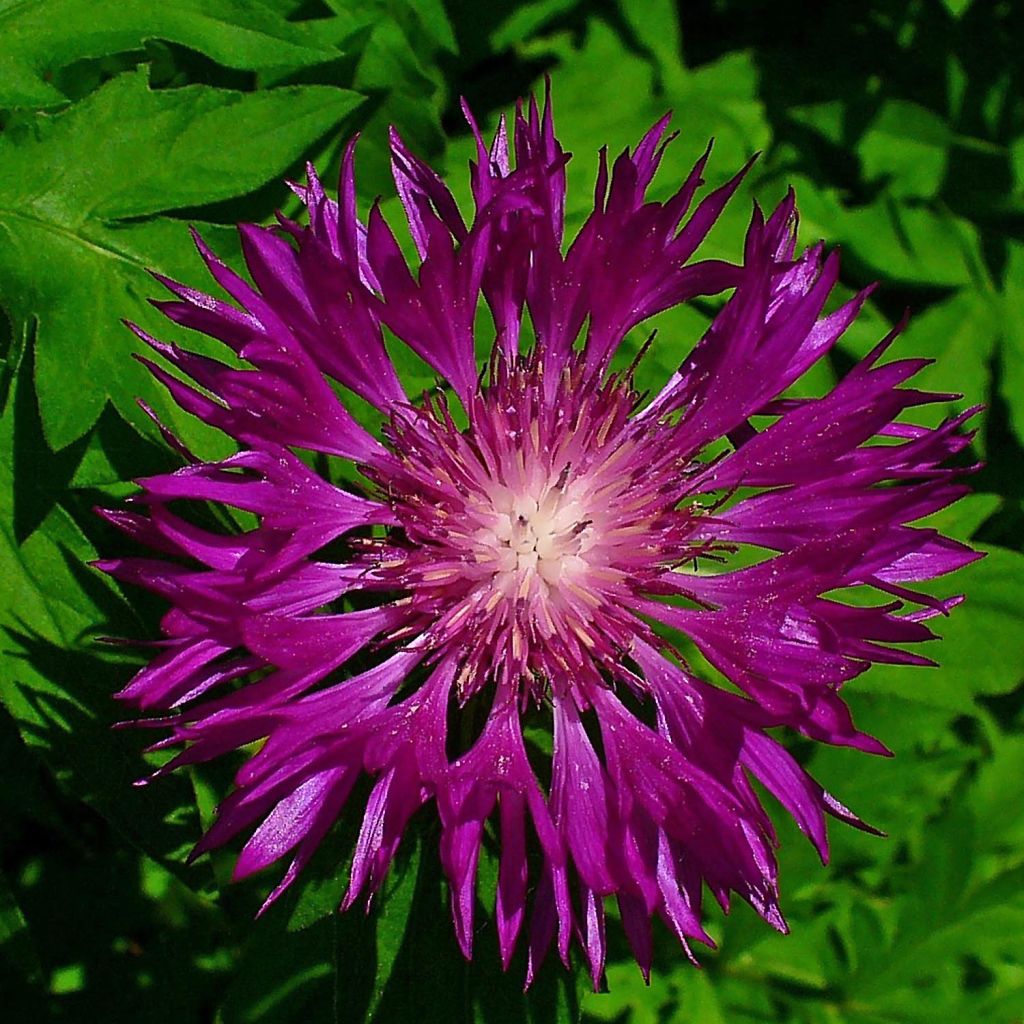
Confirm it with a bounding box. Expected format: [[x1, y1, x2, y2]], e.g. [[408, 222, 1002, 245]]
[[0, 69, 362, 448], [858, 100, 951, 199], [0, 0, 343, 109]]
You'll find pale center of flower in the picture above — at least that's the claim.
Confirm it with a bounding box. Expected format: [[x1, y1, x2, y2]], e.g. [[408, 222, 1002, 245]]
[[464, 474, 598, 600]]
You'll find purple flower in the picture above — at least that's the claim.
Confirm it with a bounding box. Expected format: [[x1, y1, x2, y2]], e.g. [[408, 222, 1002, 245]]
[[99, 86, 979, 986]]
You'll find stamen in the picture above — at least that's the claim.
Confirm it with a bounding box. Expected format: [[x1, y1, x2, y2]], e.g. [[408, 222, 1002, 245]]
[[378, 354, 704, 698]]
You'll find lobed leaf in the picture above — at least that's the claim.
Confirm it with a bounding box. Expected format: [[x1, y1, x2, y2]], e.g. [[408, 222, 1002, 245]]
[[0, 0, 344, 109], [0, 70, 363, 448]]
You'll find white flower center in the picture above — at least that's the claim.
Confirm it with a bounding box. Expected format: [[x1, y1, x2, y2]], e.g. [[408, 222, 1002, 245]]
[[474, 478, 595, 592]]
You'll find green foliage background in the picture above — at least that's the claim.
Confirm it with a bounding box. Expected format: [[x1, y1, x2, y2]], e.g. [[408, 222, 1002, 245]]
[[2, 0, 1023, 1020]]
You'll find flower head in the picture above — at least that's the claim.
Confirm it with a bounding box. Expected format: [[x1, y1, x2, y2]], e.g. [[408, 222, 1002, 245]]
[[100, 86, 978, 986]]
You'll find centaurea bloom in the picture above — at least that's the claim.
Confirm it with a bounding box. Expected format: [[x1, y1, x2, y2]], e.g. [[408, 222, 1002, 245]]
[[99, 87, 978, 986]]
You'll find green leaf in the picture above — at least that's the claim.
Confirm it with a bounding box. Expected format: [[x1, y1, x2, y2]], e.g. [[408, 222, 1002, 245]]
[[998, 242, 1024, 446], [0, 504, 214, 885], [369, 842, 583, 1023], [850, 806, 1024, 1009], [842, 287, 996, 430], [840, 201, 985, 288], [0, 69, 362, 449], [4, 323, 174, 542], [0, 864, 43, 988], [391, 0, 458, 56], [921, 492, 1002, 543], [808, 693, 976, 878], [1010, 135, 1024, 196], [0, 0, 343, 109], [971, 732, 1024, 853], [523, 17, 768, 209], [266, 4, 448, 204], [854, 545, 1024, 712], [941, 0, 976, 17], [346, 14, 447, 199], [490, 0, 581, 51], [0, 68, 363, 221], [585, 961, 672, 1024], [858, 100, 951, 199], [321, 0, 456, 61], [0, 352, 212, 887], [787, 101, 846, 146], [777, 175, 986, 288], [224, 837, 582, 1023], [218, 915, 342, 1024]]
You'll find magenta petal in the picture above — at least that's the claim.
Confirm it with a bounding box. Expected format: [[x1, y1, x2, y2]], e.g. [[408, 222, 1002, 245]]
[[656, 830, 712, 952], [243, 606, 402, 674], [344, 762, 419, 910], [739, 731, 830, 861], [551, 698, 615, 894], [234, 765, 354, 880], [617, 893, 653, 982], [580, 884, 607, 990], [496, 792, 529, 970]]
